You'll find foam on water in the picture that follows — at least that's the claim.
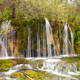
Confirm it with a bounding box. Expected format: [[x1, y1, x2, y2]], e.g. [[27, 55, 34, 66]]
[[4, 70, 17, 75], [0, 57, 20, 60], [0, 77, 16, 80]]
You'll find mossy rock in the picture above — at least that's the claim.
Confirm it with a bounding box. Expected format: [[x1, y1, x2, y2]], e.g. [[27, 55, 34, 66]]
[[0, 70, 8, 73], [25, 70, 39, 79], [2, 63, 13, 70], [0, 59, 13, 70], [11, 60, 17, 66], [36, 71, 46, 80], [11, 58, 25, 64], [11, 72, 22, 78], [61, 57, 80, 63], [20, 66, 28, 70], [27, 60, 44, 69], [36, 71, 57, 80], [24, 60, 31, 64], [38, 63, 43, 69]]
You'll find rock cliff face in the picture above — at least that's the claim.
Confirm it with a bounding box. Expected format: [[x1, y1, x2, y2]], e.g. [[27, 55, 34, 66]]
[[8, 37, 19, 56]]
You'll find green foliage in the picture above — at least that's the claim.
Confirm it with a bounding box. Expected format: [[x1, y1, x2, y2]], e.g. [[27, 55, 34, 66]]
[[0, 0, 80, 23], [0, 8, 12, 21], [73, 27, 80, 54], [77, 62, 80, 71], [0, 59, 13, 70]]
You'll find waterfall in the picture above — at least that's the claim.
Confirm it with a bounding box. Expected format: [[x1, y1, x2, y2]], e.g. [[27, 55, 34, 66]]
[[63, 23, 74, 55], [43, 37, 46, 57], [37, 33, 40, 57], [45, 18, 52, 57], [64, 24, 68, 55], [68, 25, 73, 54], [0, 19, 74, 58], [64, 23, 68, 55], [32, 39, 34, 57], [43, 25, 46, 57], [0, 40, 8, 57], [28, 27, 31, 57], [45, 18, 56, 57], [0, 20, 11, 57], [37, 20, 40, 57]]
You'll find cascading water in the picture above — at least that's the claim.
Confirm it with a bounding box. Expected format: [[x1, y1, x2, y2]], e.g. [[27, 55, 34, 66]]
[[37, 33, 40, 57], [32, 39, 34, 57], [63, 23, 74, 55], [42, 24, 46, 57], [45, 18, 56, 57], [39, 59, 80, 79], [0, 20, 78, 80], [0, 20, 11, 57], [25, 18, 74, 57], [28, 27, 31, 57], [0, 19, 74, 58], [37, 20, 40, 57], [64, 23, 68, 55], [43, 37, 46, 57], [68, 25, 73, 55], [45, 18, 52, 57], [0, 39, 8, 57]]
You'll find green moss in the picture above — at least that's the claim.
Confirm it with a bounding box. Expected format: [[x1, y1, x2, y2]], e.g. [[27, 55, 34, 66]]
[[11, 72, 22, 78], [0, 59, 13, 70], [25, 70, 58, 80], [36, 71, 46, 80], [2, 63, 13, 70], [25, 70, 39, 79]]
